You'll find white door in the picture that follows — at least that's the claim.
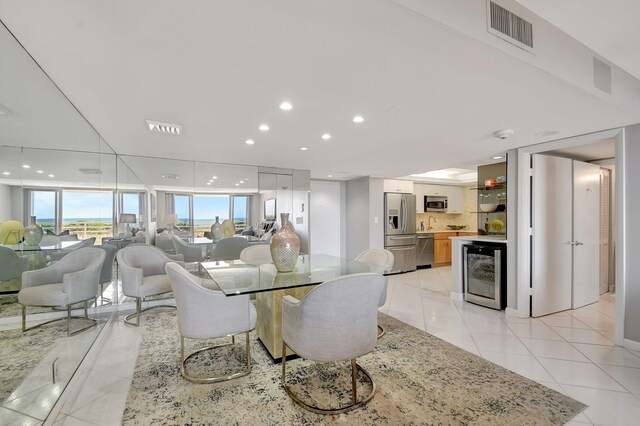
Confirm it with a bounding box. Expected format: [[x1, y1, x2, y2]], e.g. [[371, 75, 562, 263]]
[[572, 161, 601, 308], [532, 154, 573, 317], [310, 181, 341, 257]]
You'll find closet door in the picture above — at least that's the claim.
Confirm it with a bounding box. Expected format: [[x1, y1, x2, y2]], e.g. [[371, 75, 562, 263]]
[[572, 161, 601, 308], [532, 154, 573, 317]]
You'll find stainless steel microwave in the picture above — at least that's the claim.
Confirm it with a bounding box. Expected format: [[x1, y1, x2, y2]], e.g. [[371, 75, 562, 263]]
[[425, 195, 447, 212]]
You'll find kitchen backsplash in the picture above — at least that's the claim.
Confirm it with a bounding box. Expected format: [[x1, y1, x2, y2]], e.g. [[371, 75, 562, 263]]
[[416, 185, 477, 231]]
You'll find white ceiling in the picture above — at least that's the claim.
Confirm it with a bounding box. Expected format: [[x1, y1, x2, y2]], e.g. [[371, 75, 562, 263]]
[[1, 1, 639, 181], [544, 138, 615, 162], [516, 0, 640, 81]]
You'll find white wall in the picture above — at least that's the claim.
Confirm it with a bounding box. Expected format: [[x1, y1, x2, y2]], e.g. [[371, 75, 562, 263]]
[[368, 177, 384, 249], [346, 177, 370, 259], [310, 180, 341, 257], [10, 186, 23, 222], [0, 184, 13, 222]]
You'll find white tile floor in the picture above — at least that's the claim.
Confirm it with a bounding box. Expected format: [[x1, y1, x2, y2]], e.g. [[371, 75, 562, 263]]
[[50, 267, 640, 425]]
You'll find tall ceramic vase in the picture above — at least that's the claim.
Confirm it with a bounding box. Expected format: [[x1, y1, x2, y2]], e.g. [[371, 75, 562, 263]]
[[24, 216, 44, 246], [270, 213, 300, 272], [211, 216, 223, 242]]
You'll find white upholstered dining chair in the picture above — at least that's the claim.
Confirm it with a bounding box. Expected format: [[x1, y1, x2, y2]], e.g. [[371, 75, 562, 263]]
[[18, 247, 105, 336], [165, 262, 256, 383], [117, 244, 184, 326], [49, 237, 96, 261], [354, 248, 394, 338], [172, 235, 204, 262], [281, 272, 386, 414], [239, 244, 272, 265], [210, 236, 248, 261]]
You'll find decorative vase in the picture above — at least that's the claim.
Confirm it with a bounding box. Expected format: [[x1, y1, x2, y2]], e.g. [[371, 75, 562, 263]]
[[211, 216, 223, 242], [270, 213, 300, 272], [24, 216, 44, 246]]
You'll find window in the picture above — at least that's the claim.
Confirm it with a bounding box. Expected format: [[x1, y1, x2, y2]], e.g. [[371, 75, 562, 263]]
[[120, 193, 142, 223], [193, 195, 230, 237], [30, 190, 57, 233], [232, 195, 249, 231], [62, 190, 113, 243]]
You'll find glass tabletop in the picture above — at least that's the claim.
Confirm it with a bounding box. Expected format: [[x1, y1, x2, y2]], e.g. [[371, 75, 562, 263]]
[[199, 254, 388, 296], [2, 240, 82, 252]]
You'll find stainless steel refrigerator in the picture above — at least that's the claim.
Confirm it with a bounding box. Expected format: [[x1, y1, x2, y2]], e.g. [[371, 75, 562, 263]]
[[384, 192, 417, 272]]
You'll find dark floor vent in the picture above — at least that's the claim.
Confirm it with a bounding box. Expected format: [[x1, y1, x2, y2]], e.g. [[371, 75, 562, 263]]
[[489, 1, 533, 49]]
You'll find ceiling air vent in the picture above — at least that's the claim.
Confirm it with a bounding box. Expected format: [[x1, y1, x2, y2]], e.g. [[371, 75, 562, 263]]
[[487, 1, 534, 52], [79, 168, 103, 175], [146, 120, 182, 135], [161, 173, 179, 180]]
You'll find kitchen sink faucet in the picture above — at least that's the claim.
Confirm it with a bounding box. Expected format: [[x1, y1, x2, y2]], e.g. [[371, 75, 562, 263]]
[[427, 215, 436, 230]]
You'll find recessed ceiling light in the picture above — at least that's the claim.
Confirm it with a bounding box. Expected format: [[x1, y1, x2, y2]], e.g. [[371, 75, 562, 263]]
[[259, 124, 270, 131], [2, 171, 10, 176], [299, 147, 308, 151], [279, 101, 293, 111], [48, 174, 55, 178], [244, 177, 250, 180], [235, 183, 240, 186], [22, 164, 30, 169], [239, 180, 244, 184], [36, 170, 44, 174], [212, 176, 218, 180], [321, 133, 331, 140], [492, 156, 504, 160], [206, 182, 211, 185], [146, 119, 182, 135], [245, 139, 255, 145], [327, 174, 333, 178], [352, 115, 364, 123]]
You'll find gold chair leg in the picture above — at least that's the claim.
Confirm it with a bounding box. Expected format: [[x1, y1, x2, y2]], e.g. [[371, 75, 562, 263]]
[[180, 331, 253, 383], [281, 341, 376, 415], [20, 301, 97, 336], [124, 297, 175, 327], [377, 324, 385, 338]]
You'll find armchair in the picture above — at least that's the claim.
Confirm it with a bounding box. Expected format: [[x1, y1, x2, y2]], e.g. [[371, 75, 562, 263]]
[[18, 247, 105, 336], [354, 249, 394, 337], [239, 244, 272, 265], [281, 273, 386, 414], [172, 235, 205, 262], [49, 237, 96, 262], [117, 244, 184, 326], [95, 244, 118, 305], [165, 262, 256, 383], [210, 237, 248, 261]]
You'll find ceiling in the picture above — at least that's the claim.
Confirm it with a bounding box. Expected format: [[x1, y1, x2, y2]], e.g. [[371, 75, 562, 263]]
[[0, 1, 639, 181], [544, 138, 616, 162], [516, 0, 640, 81]]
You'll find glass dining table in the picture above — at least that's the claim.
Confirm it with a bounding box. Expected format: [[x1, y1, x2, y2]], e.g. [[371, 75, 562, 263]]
[[199, 254, 389, 360]]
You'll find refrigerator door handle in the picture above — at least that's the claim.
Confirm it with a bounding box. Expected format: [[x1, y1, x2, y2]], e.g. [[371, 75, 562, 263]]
[[401, 197, 406, 232]]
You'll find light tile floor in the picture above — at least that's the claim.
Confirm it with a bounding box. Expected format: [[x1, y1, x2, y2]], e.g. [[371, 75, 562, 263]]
[[51, 267, 640, 425]]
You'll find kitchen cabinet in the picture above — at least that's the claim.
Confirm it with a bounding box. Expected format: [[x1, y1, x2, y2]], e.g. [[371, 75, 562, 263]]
[[422, 184, 446, 196], [414, 183, 424, 213], [384, 179, 413, 193], [434, 232, 456, 265]]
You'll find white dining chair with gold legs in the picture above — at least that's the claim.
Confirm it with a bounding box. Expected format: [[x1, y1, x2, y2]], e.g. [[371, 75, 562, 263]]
[[166, 262, 256, 383], [281, 272, 386, 414], [354, 249, 394, 338]]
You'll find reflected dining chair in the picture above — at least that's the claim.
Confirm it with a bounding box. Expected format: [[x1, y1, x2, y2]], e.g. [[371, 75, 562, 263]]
[[281, 273, 386, 414], [165, 262, 256, 383], [18, 247, 105, 336], [95, 244, 118, 305], [354, 249, 394, 338], [239, 244, 272, 265], [49, 237, 96, 262], [0, 246, 25, 287], [117, 244, 184, 326], [172, 235, 204, 262], [210, 237, 248, 261]]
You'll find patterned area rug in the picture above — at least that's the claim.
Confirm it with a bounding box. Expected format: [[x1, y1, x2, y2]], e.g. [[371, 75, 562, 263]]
[[123, 311, 585, 425]]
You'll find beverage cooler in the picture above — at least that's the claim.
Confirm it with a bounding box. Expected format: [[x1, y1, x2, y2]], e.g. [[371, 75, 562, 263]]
[[463, 242, 506, 310]]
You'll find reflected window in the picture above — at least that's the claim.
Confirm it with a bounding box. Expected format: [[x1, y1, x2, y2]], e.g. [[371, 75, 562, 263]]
[[174, 194, 191, 233], [30, 190, 57, 233], [232, 195, 249, 231], [62, 190, 113, 243], [193, 195, 230, 237]]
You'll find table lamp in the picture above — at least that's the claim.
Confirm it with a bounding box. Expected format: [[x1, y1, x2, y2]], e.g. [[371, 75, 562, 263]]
[[162, 213, 179, 234], [119, 213, 137, 237]]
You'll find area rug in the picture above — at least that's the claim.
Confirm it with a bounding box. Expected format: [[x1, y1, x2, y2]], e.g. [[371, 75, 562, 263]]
[[123, 312, 585, 425]]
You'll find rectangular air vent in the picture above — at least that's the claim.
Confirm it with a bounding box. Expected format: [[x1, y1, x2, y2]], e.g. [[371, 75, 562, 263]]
[[161, 173, 179, 180], [146, 120, 182, 135], [488, 1, 534, 51], [79, 168, 103, 175]]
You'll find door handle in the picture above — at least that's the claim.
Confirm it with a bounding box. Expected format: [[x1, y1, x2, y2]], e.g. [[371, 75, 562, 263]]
[[564, 241, 575, 246], [574, 241, 584, 246]]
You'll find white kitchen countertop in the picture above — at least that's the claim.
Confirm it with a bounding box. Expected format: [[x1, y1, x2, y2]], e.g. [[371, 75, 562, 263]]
[[449, 235, 507, 243], [417, 230, 475, 234]]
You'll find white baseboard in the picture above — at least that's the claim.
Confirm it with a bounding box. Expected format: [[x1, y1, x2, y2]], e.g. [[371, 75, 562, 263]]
[[623, 338, 640, 352], [450, 292, 464, 302], [505, 307, 527, 318]]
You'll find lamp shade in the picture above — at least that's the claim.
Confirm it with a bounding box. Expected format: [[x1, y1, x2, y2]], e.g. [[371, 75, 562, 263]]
[[162, 213, 178, 224], [119, 213, 137, 224]]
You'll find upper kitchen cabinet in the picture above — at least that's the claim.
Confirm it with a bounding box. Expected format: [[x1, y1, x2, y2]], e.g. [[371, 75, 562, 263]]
[[383, 179, 413, 194], [422, 184, 463, 214], [414, 183, 425, 213]]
